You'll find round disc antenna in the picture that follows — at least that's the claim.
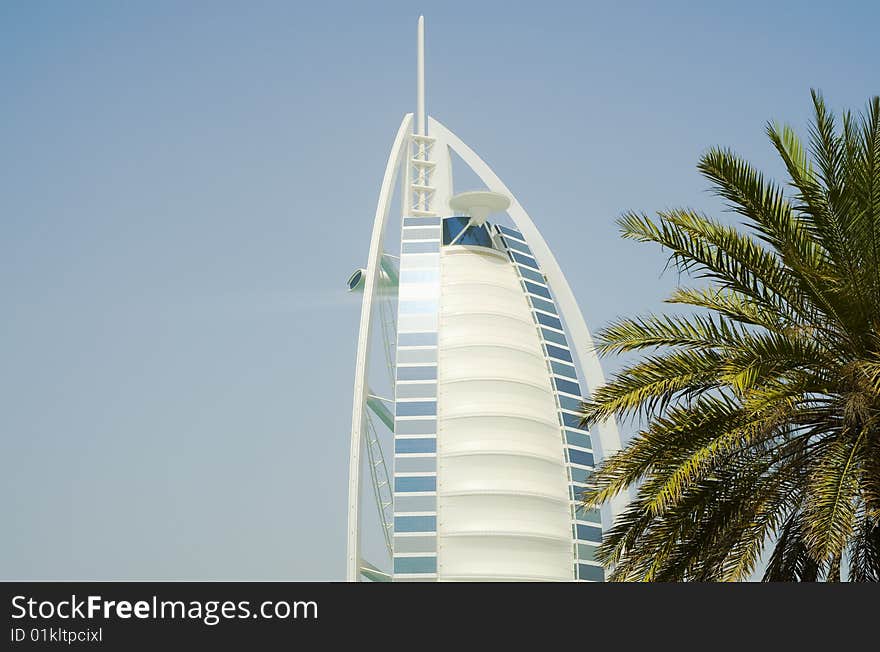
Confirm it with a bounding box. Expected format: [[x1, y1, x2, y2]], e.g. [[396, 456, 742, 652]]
[[449, 191, 510, 226]]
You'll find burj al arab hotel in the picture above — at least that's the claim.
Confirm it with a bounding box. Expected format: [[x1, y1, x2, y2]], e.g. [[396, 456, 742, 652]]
[[347, 17, 624, 582]]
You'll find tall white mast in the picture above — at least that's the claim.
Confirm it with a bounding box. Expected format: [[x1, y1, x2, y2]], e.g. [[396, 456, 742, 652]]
[[416, 15, 426, 136]]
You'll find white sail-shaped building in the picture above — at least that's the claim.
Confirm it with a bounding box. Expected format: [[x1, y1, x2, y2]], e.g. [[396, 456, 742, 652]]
[[347, 17, 624, 582]]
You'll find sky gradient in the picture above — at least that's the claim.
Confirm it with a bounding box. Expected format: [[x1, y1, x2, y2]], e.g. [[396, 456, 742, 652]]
[[1, 1, 877, 579]]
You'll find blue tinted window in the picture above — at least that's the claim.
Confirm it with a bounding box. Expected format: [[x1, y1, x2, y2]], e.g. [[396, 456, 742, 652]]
[[394, 556, 437, 574], [569, 449, 594, 467], [566, 430, 592, 449], [402, 241, 440, 254], [442, 216, 493, 247], [570, 484, 586, 500], [530, 296, 557, 315], [397, 366, 438, 381], [511, 251, 539, 269], [570, 467, 591, 484], [394, 476, 436, 492], [394, 515, 437, 533], [395, 419, 436, 435], [536, 313, 564, 330], [561, 412, 585, 429], [404, 216, 441, 227], [546, 344, 573, 363], [578, 564, 604, 582], [577, 544, 597, 562], [503, 237, 533, 255], [497, 225, 524, 240], [542, 328, 568, 347], [395, 438, 436, 454], [576, 506, 602, 523], [518, 266, 546, 285], [555, 377, 581, 395], [396, 401, 437, 417], [576, 524, 602, 543], [398, 332, 437, 347], [558, 395, 582, 411], [551, 361, 577, 379], [525, 281, 552, 299]]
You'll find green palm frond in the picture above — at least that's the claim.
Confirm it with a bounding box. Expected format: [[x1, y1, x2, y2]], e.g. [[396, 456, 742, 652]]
[[582, 92, 880, 581]]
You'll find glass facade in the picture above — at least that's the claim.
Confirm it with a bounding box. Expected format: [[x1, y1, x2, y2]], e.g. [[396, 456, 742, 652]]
[[495, 223, 605, 582], [393, 216, 441, 580], [390, 215, 604, 581], [441, 215, 493, 247]]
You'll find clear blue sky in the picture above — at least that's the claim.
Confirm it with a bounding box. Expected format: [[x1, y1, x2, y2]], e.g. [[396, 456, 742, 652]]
[[1, 1, 877, 580]]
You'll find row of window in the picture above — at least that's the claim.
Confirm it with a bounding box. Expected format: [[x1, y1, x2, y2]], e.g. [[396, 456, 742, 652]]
[[394, 221, 442, 578], [500, 227, 605, 579], [500, 225, 602, 562]]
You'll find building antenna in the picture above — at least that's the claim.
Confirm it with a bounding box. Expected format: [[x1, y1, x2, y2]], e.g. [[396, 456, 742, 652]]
[[417, 15, 426, 136]]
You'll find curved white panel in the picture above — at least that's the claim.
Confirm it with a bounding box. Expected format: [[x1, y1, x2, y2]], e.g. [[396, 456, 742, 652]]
[[441, 414, 561, 458], [443, 345, 549, 384], [442, 379, 554, 420], [442, 313, 537, 348], [439, 535, 572, 582], [429, 116, 628, 527], [437, 246, 573, 581], [442, 494, 571, 538], [441, 453, 570, 495]]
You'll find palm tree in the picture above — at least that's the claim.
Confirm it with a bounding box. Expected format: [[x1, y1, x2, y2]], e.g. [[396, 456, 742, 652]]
[[581, 91, 880, 581]]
